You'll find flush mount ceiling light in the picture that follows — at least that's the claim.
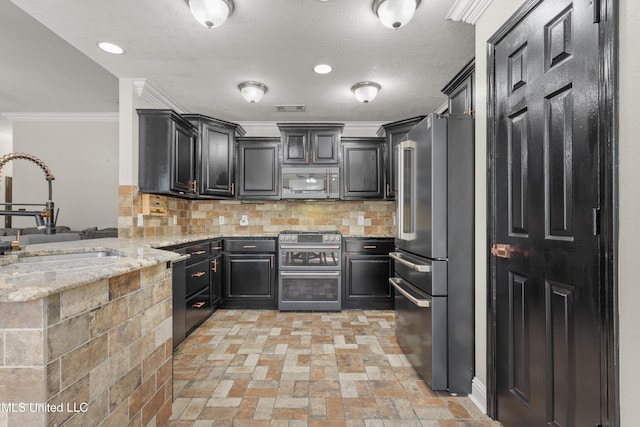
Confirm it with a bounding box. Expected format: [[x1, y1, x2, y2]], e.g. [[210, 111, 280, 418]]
[[351, 81, 381, 103], [238, 81, 268, 103], [313, 64, 333, 74], [98, 42, 124, 54], [188, 0, 234, 29], [372, 0, 421, 29]]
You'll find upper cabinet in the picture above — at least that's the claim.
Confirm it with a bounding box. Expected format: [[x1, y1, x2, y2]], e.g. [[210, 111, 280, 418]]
[[236, 138, 280, 199], [183, 114, 245, 198], [442, 59, 475, 115], [377, 116, 426, 200], [341, 138, 385, 200], [138, 109, 198, 197], [278, 123, 343, 165]]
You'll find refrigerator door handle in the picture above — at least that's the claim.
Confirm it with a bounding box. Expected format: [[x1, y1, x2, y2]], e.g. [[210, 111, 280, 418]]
[[389, 252, 432, 272], [389, 277, 431, 308], [397, 140, 417, 241]]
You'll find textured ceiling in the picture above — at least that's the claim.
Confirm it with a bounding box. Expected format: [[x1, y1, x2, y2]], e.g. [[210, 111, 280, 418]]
[[3, 0, 475, 122]]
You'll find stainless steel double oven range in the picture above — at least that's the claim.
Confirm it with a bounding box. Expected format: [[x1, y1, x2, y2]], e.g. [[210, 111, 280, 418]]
[[278, 230, 342, 311]]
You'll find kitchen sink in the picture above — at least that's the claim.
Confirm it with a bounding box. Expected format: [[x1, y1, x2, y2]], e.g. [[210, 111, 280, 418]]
[[17, 250, 124, 264]]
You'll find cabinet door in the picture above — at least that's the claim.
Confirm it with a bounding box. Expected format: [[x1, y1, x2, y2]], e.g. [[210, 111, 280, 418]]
[[237, 139, 280, 199], [210, 253, 222, 308], [172, 122, 197, 194], [200, 123, 235, 197], [282, 130, 309, 164], [310, 129, 339, 164], [224, 254, 276, 308], [342, 140, 384, 199], [381, 117, 425, 200], [343, 254, 393, 309], [448, 73, 474, 115]]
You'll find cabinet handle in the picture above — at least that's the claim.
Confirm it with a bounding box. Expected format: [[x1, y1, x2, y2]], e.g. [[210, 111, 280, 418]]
[[192, 180, 197, 193], [386, 183, 390, 197], [231, 182, 235, 196], [313, 151, 316, 163], [363, 245, 377, 249], [192, 301, 206, 308], [243, 245, 257, 249], [211, 258, 217, 273], [191, 250, 207, 255], [191, 271, 206, 278], [212, 246, 222, 250], [305, 152, 309, 163]]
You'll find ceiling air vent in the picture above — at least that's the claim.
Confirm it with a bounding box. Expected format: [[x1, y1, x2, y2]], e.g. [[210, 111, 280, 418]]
[[275, 105, 306, 113]]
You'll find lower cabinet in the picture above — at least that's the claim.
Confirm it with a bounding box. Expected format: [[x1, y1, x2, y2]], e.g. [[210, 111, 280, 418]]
[[343, 238, 394, 309], [222, 238, 277, 309]]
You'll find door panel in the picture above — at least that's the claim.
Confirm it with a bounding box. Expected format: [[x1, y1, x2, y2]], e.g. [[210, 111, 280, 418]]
[[492, 0, 601, 426]]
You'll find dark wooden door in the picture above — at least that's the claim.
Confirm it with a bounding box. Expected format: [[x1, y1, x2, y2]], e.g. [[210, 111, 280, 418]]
[[491, 1, 601, 426], [224, 254, 276, 309], [172, 122, 197, 194], [200, 123, 234, 197], [310, 129, 339, 164], [282, 130, 309, 164], [342, 140, 384, 199], [211, 253, 222, 308], [236, 138, 280, 199]]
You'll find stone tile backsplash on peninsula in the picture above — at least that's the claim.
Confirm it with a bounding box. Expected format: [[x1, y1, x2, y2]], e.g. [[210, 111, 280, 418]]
[[118, 185, 395, 238]]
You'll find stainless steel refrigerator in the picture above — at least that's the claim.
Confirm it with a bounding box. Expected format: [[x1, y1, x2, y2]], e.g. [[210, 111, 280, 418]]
[[389, 113, 474, 393]]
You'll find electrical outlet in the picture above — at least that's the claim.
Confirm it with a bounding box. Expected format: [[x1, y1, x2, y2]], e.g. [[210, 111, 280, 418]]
[[219, 215, 225, 225], [357, 215, 365, 225], [137, 213, 144, 227], [239, 215, 249, 226], [173, 215, 178, 225]]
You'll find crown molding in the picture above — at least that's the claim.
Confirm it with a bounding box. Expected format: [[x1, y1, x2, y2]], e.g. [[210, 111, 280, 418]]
[[0, 113, 118, 122], [132, 79, 187, 113], [446, 0, 494, 24], [237, 121, 384, 138]]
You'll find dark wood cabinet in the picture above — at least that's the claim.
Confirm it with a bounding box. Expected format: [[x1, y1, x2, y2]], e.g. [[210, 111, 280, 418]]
[[343, 238, 394, 309], [222, 238, 277, 309], [278, 123, 343, 165], [236, 138, 280, 199], [377, 116, 425, 200], [341, 138, 385, 199], [138, 109, 198, 197], [442, 59, 475, 115], [183, 114, 245, 198], [210, 252, 222, 308]]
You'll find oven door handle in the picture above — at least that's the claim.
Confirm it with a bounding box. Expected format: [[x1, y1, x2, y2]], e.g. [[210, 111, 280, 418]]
[[389, 252, 432, 272], [389, 277, 431, 308], [280, 271, 341, 277], [279, 245, 341, 250]]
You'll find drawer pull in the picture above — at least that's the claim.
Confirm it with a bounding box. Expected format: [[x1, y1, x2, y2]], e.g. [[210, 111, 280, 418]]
[[192, 301, 206, 308], [191, 250, 207, 255], [389, 277, 431, 308], [191, 271, 206, 278], [211, 259, 217, 273], [363, 245, 377, 249], [212, 246, 222, 250], [389, 252, 432, 272], [243, 245, 257, 249]]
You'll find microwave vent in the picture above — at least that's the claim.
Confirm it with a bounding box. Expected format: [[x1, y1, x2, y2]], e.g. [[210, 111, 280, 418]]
[[276, 105, 306, 113]]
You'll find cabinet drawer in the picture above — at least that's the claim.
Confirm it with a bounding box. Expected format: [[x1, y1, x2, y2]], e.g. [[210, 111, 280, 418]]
[[186, 259, 210, 296], [185, 287, 211, 333], [185, 242, 210, 264], [224, 239, 276, 253], [210, 239, 223, 252], [344, 239, 394, 254]]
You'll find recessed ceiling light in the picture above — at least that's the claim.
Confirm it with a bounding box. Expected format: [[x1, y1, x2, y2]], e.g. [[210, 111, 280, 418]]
[[314, 64, 332, 74], [98, 42, 124, 55]]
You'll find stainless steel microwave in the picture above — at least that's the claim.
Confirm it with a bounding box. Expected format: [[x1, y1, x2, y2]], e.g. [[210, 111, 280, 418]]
[[281, 166, 340, 199]]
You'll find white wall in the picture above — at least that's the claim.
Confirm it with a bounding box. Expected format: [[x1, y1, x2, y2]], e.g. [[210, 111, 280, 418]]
[[618, 0, 640, 425], [11, 119, 118, 230]]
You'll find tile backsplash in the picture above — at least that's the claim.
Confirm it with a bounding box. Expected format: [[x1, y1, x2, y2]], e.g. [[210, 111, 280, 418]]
[[118, 185, 395, 238]]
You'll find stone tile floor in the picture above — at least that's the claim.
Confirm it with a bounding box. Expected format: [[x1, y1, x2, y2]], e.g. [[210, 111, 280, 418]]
[[167, 309, 501, 427]]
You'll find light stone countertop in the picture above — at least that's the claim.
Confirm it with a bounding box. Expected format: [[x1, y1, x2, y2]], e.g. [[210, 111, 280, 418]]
[[0, 237, 186, 303]]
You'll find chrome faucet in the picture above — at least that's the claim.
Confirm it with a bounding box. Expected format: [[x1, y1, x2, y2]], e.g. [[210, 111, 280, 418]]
[[0, 152, 56, 235]]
